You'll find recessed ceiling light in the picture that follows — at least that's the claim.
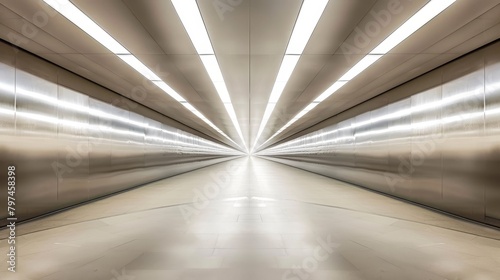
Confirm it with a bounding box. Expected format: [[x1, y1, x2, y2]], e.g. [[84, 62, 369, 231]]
[[260, 0, 456, 150], [286, 0, 330, 55], [171, 0, 246, 150], [43, 0, 128, 54], [339, 55, 383, 81], [314, 81, 348, 102], [44, 0, 237, 150], [117, 55, 162, 81], [170, 0, 214, 55], [371, 0, 456, 54], [253, 0, 329, 150]]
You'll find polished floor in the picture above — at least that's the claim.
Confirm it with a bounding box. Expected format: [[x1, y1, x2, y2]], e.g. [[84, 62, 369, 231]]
[[1, 156, 500, 280]]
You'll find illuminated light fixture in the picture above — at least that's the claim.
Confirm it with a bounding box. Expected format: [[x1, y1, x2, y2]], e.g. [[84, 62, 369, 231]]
[[259, 0, 456, 151], [269, 55, 301, 102], [314, 81, 348, 102], [303, 103, 318, 112], [338, 55, 383, 81], [252, 0, 329, 151], [43, 0, 128, 54], [181, 102, 197, 112], [170, 0, 214, 55], [117, 55, 162, 81], [152, 81, 185, 102], [254, 103, 277, 144], [371, 0, 457, 54], [171, 0, 246, 150], [286, 0, 330, 55], [44, 0, 239, 150], [200, 55, 232, 103], [224, 103, 245, 140]]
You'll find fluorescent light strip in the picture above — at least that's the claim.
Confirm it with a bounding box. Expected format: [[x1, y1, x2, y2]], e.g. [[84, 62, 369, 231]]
[[43, 0, 128, 54], [255, 103, 277, 143], [117, 55, 161, 81], [314, 81, 348, 102], [371, 0, 456, 54], [269, 55, 301, 103], [252, 1, 329, 151], [286, 0, 329, 55], [170, 0, 214, 55], [153, 81, 185, 102], [200, 55, 232, 103], [44, 0, 237, 150], [180, 102, 238, 145], [171, 0, 246, 150], [339, 55, 383, 81], [259, 0, 456, 151]]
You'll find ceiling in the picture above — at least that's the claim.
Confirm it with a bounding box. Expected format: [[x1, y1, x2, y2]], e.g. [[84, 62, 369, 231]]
[[0, 0, 499, 152]]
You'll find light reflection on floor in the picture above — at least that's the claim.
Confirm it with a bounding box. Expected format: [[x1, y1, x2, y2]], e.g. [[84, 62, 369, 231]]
[[1, 156, 500, 280]]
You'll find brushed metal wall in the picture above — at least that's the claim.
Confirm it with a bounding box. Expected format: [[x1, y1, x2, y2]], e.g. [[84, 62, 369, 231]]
[[260, 41, 500, 227], [0, 41, 240, 227]]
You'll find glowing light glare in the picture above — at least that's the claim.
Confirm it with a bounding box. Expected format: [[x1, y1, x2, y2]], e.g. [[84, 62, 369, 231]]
[[13, 87, 232, 153], [286, 0, 330, 54], [0, 107, 13, 116], [254, 103, 277, 142], [371, 0, 457, 54], [152, 81, 185, 102], [200, 55, 232, 103], [257, 102, 317, 146], [182, 102, 197, 112], [303, 103, 318, 112], [117, 55, 161, 81], [315, 81, 348, 102], [223, 197, 249, 201], [251, 197, 276, 202], [45, 0, 238, 147], [171, 0, 246, 149], [254, 1, 328, 148], [200, 55, 224, 82], [43, 0, 128, 54], [224, 103, 244, 140], [269, 55, 301, 102], [261, 0, 456, 147], [339, 55, 383, 81], [275, 56, 301, 82], [170, 0, 214, 54]]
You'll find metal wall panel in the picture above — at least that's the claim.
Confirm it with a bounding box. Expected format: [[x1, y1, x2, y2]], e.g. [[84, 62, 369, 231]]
[[484, 43, 500, 221], [409, 86, 443, 208], [56, 86, 90, 206], [440, 54, 485, 220], [88, 98, 114, 199], [0, 43, 16, 220], [260, 40, 500, 227], [387, 98, 412, 197], [0, 41, 240, 226], [14, 66, 59, 220]]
